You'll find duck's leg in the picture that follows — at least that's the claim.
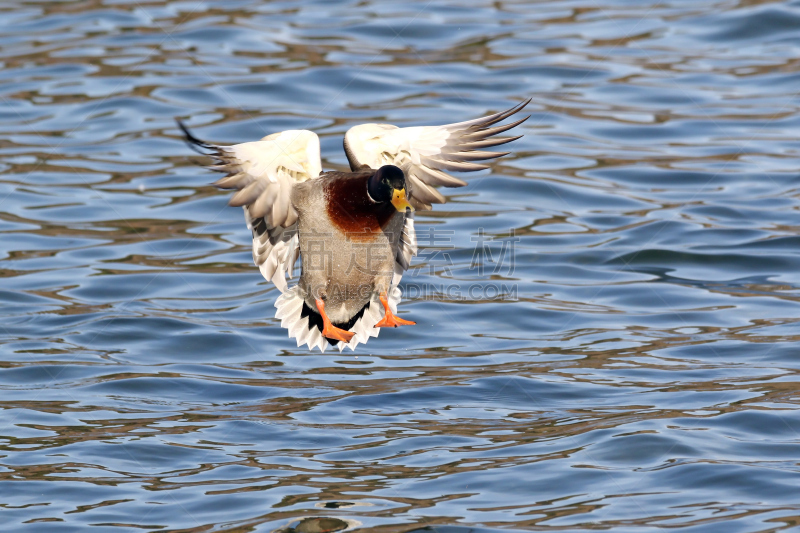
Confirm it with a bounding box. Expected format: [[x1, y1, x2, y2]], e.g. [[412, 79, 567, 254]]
[[375, 291, 416, 328], [315, 298, 355, 343]]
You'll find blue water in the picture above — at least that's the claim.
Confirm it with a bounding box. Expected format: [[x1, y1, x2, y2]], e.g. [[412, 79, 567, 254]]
[[2, 1, 800, 531]]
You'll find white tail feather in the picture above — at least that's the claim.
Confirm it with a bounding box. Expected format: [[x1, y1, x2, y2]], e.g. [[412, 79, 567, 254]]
[[274, 286, 403, 352]]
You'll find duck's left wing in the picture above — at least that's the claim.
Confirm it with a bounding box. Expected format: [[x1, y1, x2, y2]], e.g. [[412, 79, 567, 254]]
[[178, 122, 322, 292], [343, 99, 530, 211]]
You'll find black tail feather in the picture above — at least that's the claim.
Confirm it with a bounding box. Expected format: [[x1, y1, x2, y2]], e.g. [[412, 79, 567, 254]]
[[299, 300, 368, 347]]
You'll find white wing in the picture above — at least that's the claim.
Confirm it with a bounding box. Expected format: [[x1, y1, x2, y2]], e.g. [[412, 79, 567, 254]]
[[179, 123, 322, 292], [343, 99, 530, 211]]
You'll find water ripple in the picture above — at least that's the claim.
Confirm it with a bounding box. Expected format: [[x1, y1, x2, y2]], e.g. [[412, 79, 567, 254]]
[[1, 0, 800, 531]]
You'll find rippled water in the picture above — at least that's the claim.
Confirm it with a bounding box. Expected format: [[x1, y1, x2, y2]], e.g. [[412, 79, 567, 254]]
[[2, 0, 800, 531]]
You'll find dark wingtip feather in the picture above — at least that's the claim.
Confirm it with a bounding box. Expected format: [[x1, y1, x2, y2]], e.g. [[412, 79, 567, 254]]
[[459, 134, 523, 151], [471, 114, 530, 139], [176, 118, 215, 155]]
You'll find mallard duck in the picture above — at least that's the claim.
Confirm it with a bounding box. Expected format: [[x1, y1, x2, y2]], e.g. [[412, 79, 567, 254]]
[[178, 99, 530, 351]]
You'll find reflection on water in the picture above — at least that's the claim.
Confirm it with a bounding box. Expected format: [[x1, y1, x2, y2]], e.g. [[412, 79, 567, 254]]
[[2, 0, 800, 531]]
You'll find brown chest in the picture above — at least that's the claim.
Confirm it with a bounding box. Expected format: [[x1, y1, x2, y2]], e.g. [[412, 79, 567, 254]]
[[324, 175, 395, 242]]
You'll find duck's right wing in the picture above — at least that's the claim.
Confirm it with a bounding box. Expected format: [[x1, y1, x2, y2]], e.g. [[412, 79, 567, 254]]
[[178, 122, 322, 292]]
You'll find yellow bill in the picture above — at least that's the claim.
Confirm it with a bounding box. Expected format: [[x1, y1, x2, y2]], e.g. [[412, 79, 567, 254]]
[[391, 188, 414, 212]]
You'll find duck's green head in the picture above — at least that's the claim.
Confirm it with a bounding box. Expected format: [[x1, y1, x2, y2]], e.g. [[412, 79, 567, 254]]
[[368, 165, 413, 212]]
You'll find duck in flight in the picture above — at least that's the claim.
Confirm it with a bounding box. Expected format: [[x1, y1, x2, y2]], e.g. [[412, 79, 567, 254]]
[[178, 99, 530, 352]]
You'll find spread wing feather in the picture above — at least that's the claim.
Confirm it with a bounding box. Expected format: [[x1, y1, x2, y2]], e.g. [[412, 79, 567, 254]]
[[178, 121, 322, 292], [343, 98, 530, 211]]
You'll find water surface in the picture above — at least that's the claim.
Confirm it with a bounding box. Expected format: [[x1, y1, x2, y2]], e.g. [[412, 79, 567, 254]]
[[2, 0, 800, 531]]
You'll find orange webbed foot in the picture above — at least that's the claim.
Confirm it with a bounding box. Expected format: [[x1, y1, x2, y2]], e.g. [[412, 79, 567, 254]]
[[375, 291, 416, 328], [375, 314, 416, 328], [322, 324, 355, 343], [315, 298, 355, 343]]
